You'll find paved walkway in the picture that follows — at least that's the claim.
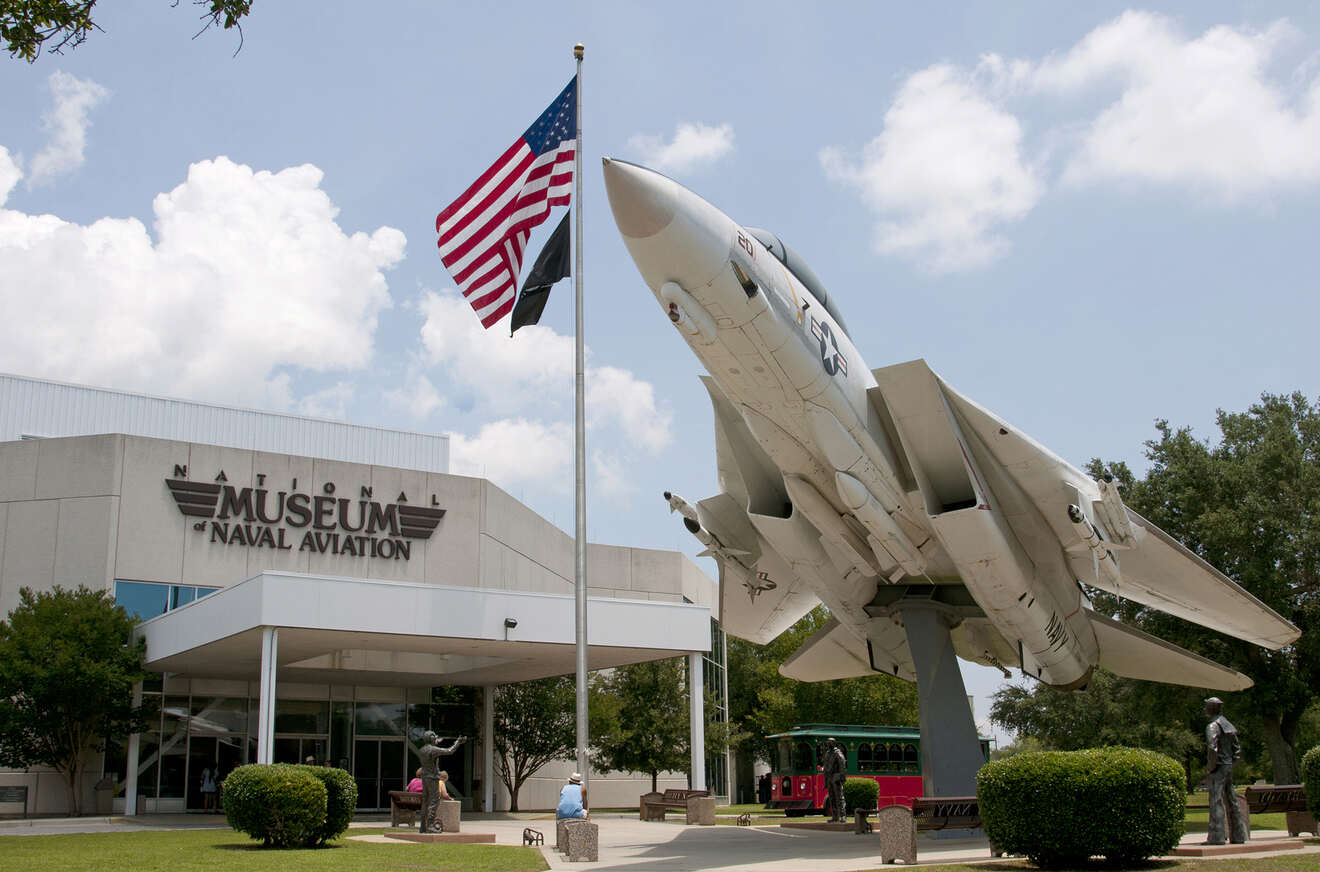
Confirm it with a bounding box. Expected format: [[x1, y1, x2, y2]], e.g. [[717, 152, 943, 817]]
[[2, 811, 1316, 871]]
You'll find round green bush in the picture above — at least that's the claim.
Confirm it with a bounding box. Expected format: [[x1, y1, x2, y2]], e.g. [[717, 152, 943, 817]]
[[843, 777, 880, 812], [222, 763, 328, 848], [295, 764, 358, 844], [977, 747, 1184, 868], [1302, 745, 1320, 820]]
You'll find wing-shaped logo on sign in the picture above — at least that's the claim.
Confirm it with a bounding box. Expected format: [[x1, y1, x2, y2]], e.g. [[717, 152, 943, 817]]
[[396, 506, 446, 540], [165, 479, 221, 517]]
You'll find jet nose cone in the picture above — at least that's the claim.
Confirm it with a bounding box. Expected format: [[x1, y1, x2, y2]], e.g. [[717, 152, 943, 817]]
[[602, 158, 676, 239]]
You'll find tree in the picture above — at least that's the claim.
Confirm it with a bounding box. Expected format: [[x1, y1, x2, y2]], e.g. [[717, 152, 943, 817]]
[[728, 606, 918, 766], [1086, 392, 1320, 783], [2, 0, 253, 62], [491, 676, 575, 812], [0, 585, 153, 814], [589, 657, 730, 793]]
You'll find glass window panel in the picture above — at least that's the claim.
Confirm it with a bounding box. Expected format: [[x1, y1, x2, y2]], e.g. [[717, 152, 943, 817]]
[[273, 737, 301, 765], [103, 736, 127, 795], [188, 697, 247, 735], [792, 741, 813, 772], [331, 701, 353, 765], [428, 702, 473, 735], [170, 586, 196, 610], [158, 696, 190, 798], [858, 743, 872, 772], [275, 700, 329, 735], [196, 586, 218, 599], [136, 731, 160, 799], [355, 702, 405, 737], [115, 581, 169, 622]]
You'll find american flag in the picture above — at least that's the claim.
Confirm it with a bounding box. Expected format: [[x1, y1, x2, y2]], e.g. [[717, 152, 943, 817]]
[[435, 77, 577, 328]]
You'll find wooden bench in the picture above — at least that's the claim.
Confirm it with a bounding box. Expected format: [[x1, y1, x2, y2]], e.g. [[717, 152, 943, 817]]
[[913, 797, 1002, 858], [640, 789, 711, 823], [1245, 784, 1317, 837], [388, 790, 422, 827]]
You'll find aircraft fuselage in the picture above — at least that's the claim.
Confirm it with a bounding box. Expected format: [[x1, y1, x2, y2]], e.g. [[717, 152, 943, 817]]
[[603, 158, 1100, 691]]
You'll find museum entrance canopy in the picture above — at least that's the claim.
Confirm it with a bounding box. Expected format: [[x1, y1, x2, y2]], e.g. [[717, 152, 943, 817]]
[[135, 570, 712, 686]]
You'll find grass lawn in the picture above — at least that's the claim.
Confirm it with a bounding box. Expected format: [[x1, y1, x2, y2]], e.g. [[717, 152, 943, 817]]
[[0, 827, 549, 872], [718, 802, 784, 816]]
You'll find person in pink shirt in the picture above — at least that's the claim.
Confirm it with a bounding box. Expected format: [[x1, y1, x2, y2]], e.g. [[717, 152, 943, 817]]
[[406, 768, 424, 793]]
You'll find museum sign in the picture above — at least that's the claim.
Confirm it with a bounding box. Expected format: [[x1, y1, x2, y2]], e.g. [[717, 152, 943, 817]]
[[165, 465, 445, 561]]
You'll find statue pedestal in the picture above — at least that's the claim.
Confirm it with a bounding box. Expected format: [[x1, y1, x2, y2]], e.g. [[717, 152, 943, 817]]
[[437, 799, 461, 833], [686, 796, 716, 825]]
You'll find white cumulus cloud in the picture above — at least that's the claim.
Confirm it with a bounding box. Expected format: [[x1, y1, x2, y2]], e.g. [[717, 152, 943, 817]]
[[821, 64, 1043, 273], [0, 147, 20, 203], [28, 71, 109, 187], [297, 381, 354, 420], [386, 372, 446, 420], [450, 418, 572, 488], [628, 122, 735, 173], [415, 290, 672, 451], [1031, 12, 1320, 195], [0, 155, 405, 408]]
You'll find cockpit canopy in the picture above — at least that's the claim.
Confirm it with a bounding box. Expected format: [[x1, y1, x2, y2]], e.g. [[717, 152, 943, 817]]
[[746, 228, 851, 339]]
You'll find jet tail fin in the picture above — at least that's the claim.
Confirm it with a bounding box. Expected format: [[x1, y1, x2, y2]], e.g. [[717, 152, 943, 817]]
[[1088, 610, 1252, 691]]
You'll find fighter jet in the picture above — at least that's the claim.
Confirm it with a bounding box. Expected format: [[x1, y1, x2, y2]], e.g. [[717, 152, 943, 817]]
[[602, 158, 1300, 794]]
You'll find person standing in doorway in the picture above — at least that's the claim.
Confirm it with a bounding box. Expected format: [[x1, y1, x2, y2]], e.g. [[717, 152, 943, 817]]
[[200, 767, 218, 811], [1204, 697, 1247, 845]]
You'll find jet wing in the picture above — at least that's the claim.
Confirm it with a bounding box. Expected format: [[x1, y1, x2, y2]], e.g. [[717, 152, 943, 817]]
[[779, 615, 916, 683], [1087, 609, 1252, 691], [895, 360, 1300, 650], [717, 540, 820, 645]]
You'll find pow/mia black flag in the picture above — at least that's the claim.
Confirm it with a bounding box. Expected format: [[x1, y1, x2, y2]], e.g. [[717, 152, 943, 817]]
[[511, 209, 572, 335]]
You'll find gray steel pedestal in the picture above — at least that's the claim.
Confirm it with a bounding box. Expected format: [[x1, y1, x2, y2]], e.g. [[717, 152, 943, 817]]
[[900, 604, 985, 838]]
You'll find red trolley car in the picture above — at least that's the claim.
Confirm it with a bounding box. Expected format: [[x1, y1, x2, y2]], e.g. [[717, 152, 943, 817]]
[[765, 723, 990, 816]]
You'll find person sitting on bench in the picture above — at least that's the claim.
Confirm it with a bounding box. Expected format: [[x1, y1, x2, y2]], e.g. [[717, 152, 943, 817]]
[[406, 768, 423, 793], [557, 773, 589, 820]]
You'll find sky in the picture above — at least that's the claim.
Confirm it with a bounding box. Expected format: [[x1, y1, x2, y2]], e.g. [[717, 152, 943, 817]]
[[2, 1, 1319, 743]]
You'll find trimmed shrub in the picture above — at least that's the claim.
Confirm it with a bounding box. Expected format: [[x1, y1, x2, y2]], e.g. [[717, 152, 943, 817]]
[[1303, 745, 1320, 820], [296, 764, 358, 844], [843, 777, 880, 812], [978, 747, 1184, 868], [223, 763, 327, 848]]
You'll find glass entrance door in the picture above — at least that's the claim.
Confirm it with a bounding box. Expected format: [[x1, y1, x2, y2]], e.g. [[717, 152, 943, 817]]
[[185, 734, 246, 810], [354, 739, 404, 810], [273, 736, 327, 766]]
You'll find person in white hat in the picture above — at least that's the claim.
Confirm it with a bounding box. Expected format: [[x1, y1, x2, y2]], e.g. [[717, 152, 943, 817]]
[[556, 772, 589, 820]]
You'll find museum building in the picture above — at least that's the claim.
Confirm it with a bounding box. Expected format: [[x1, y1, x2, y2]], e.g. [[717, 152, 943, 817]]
[[0, 374, 730, 815]]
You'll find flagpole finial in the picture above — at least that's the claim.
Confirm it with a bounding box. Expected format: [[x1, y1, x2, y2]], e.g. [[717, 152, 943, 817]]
[[574, 43, 584, 60]]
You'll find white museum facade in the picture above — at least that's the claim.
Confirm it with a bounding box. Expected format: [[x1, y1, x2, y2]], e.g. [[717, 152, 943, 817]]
[[0, 375, 730, 815]]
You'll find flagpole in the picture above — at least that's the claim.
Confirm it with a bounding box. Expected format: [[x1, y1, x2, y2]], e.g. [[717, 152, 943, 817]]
[[572, 41, 589, 794]]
